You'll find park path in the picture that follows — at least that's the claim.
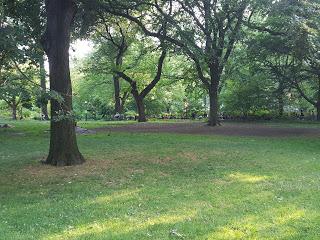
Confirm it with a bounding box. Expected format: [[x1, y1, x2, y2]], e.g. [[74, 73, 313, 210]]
[[94, 122, 320, 138]]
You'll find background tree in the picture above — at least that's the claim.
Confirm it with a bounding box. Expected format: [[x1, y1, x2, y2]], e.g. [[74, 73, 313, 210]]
[[89, 16, 135, 114], [0, 68, 33, 120], [249, 0, 320, 120], [4, 0, 49, 119], [101, 0, 269, 126], [294, 1, 320, 120], [72, 54, 123, 120], [115, 40, 167, 122]]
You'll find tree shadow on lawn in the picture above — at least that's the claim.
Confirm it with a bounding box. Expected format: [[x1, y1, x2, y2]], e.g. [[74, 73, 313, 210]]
[[1, 133, 320, 239], [2, 172, 316, 240]]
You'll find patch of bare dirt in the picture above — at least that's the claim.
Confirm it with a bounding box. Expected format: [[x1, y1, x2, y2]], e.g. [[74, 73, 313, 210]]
[[178, 152, 200, 162], [95, 122, 320, 138], [20, 158, 113, 182]]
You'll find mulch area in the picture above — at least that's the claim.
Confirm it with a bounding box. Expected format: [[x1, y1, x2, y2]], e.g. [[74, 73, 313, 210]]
[[94, 122, 320, 138]]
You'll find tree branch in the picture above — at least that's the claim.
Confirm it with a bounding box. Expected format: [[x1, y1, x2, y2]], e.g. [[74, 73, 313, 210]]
[[140, 49, 167, 98]]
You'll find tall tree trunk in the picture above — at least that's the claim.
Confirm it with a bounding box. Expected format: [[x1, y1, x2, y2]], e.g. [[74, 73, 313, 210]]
[[278, 95, 284, 117], [130, 81, 147, 122], [39, 54, 49, 120], [12, 106, 17, 120], [113, 74, 121, 114], [119, 97, 125, 114], [208, 83, 219, 126], [41, 0, 84, 166], [19, 107, 23, 120], [114, 51, 124, 114], [119, 91, 129, 114], [135, 96, 147, 122], [317, 77, 320, 121], [11, 98, 17, 120], [277, 82, 285, 117], [316, 103, 320, 122]]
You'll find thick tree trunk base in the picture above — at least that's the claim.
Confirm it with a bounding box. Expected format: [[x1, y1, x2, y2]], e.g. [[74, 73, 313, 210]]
[[43, 120, 85, 167], [207, 120, 221, 127], [208, 92, 219, 127], [135, 97, 147, 123], [138, 118, 147, 123], [44, 151, 85, 167], [207, 121, 217, 127]]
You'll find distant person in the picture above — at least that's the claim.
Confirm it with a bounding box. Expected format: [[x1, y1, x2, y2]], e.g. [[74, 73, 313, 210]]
[[300, 110, 304, 120], [114, 112, 120, 120]]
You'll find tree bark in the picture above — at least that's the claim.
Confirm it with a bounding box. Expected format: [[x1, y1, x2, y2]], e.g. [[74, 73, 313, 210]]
[[134, 95, 147, 122], [19, 106, 23, 120], [317, 77, 320, 121], [277, 82, 285, 117], [131, 81, 147, 122], [39, 54, 49, 120], [208, 71, 220, 126], [11, 99, 17, 120], [316, 103, 320, 122], [113, 74, 121, 114], [208, 89, 219, 126], [42, 0, 84, 166], [12, 107, 17, 120], [278, 95, 284, 117], [114, 49, 125, 114], [119, 91, 129, 113]]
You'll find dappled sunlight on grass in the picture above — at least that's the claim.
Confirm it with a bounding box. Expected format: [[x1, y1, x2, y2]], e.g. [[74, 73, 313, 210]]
[[1, 121, 320, 239], [205, 206, 307, 240], [213, 226, 247, 239], [45, 211, 196, 240], [228, 172, 269, 183], [269, 206, 306, 225], [91, 189, 141, 204]]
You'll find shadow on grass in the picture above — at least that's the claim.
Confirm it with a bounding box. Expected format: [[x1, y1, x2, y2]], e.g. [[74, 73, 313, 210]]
[[1, 131, 320, 239]]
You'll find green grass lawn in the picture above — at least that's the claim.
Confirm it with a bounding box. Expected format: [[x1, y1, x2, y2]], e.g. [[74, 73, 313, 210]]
[[0, 120, 320, 240]]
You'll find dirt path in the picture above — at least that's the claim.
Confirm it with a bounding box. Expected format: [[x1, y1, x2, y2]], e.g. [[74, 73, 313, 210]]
[[94, 122, 320, 138]]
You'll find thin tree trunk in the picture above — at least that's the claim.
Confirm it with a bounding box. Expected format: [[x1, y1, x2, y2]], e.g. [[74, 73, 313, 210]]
[[317, 77, 320, 121], [316, 103, 320, 121], [12, 107, 17, 120], [114, 51, 124, 114], [277, 82, 285, 117], [39, 54, 49, 120], [278, 95, 284, 117], [113, 74, 121, 114], [42, 0, 84, 166], [11, 99, 17, 120], [19, 107, 23, 120], [119, 91, 129, 114]]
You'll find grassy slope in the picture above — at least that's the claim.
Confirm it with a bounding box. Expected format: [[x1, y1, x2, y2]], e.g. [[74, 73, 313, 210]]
[[0, 121, 319, 240]]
